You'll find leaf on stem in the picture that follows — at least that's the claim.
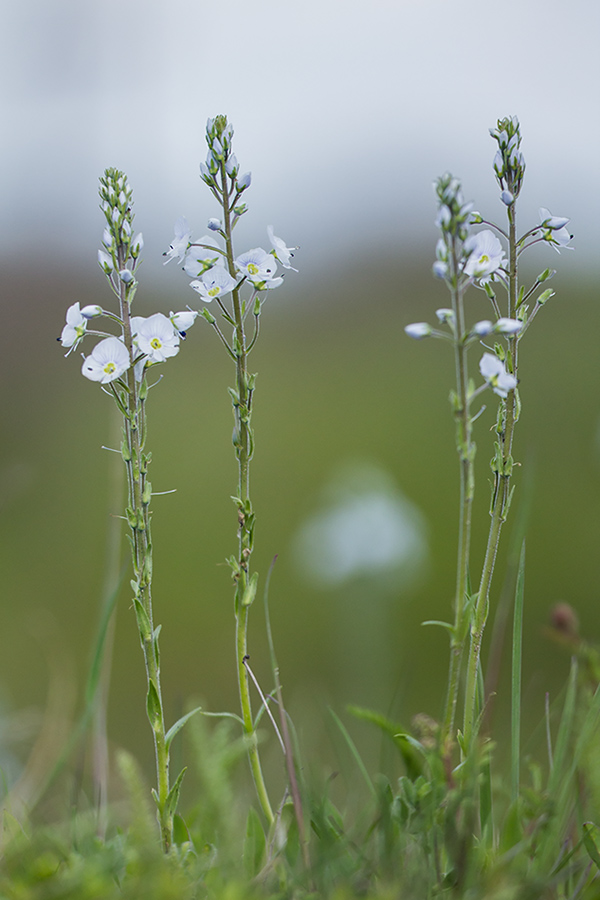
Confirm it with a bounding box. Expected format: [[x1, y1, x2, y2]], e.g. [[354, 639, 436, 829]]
[[165, 707, 204, 751]]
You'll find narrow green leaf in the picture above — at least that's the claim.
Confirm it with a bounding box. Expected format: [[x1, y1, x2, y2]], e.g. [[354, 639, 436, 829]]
[[166, 767, 187, 820], [583, 823, 600, 870], [165, 706, 204, 751], [329, 709, 376, 799], [243, 806, 266, 879], [146, 679, 162, 732], [421, 619, 453, 632], [133, 597, 151, 639]]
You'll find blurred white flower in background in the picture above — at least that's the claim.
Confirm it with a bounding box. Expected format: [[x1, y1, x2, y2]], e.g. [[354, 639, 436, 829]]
[[293, 461, 429, 590]]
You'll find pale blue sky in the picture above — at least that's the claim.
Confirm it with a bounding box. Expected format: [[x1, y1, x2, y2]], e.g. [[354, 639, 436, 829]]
[[1, 0, 597, 275]]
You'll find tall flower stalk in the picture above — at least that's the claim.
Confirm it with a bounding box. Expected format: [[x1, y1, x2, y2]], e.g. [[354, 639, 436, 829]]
[[60, 169, 198, 851], [164, 115, 297, 824], [405, 117, 571, 752]]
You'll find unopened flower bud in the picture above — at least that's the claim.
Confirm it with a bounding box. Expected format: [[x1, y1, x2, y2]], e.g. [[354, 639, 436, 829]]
[[473, 320, 494, 335], [131, 232, 144, 256], [81, 305, 103, 318], [405, 322, 432, 339], [435, 308, 454, 324], [207, 218, 222, 232], [501, 190, 514, 206], [119, 268, 134, 284], [237, 172, 251, 191], [495, 318, 522, 335], [98, 249, 113, 273]]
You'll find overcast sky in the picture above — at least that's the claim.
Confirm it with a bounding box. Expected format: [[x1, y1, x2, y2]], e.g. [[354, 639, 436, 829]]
[[1, 0, 598, 276]]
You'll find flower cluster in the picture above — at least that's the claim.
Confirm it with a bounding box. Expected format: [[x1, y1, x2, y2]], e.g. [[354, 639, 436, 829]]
[[491, 115, 526, 205], [60, 168, 196, 384], [164, 116, 297, 306], [432, 175, 506, 288], [405, 117, 573, 405]]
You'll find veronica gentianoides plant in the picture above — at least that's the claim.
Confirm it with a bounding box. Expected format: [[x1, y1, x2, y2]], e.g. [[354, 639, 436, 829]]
[[164, 116, 298, 825], [60, 168, 199, 851], [405, 116, 572, 752]]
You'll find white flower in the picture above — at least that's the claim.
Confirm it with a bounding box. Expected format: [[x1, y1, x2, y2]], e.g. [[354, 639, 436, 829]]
[[182, 237, 222, 277], [60, 302, 88, 349], [267, 226, 298, 271], [479, 352, 517, 398], [432, 260, 448, 279], [82, 337, 130, 383], [539, 208, 569, 231], [132, 313, 180, 363], [235, 248, 277, 285], [495, 318, 522, 335], [170, 310, 198, 333], [464, 230, 506, 282], [472, 320, 494, 335], [405, 322, 432, 339], [435, 308, 455, 325], [539, 208, 573, 252], [189, 267, 238, 302], [163, 217, 192, 265]]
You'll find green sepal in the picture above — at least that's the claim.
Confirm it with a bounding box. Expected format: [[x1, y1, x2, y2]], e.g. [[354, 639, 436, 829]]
[[146, 679, 162, 732], [130, 579, 140, 598], [537, 288, 555, 305], [242, 571, 259, 607], [233, 335, 243, 358], [121, 440, 132, 462], [493, 342, 506, 362], [142, 481, 152, 505], [139, 379, 148, 401], [233, 203, 247, 217], [133, 597, 151, 639], [201, 307, 216, 324], [253, 297, 261, 316], [228, 387, 240, 406], [165, 706, 204, 751], [517, 284, 525, 306], [150, 787, 160, 811], [126, 506, 137, 529], [537, 267, 555, 283], [226, 555, 241, 576], [245, 371, 257, 391], [166, 767, 187, 821]]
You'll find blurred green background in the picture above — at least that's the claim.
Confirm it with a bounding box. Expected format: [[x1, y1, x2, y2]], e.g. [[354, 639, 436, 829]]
[[1, 252, 598, 801], [2, 0, 599, 811]]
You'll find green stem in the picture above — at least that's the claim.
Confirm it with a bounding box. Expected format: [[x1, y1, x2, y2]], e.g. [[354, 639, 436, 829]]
[[219, 159, 274, 826], [118, 247, 172, 851], [443, 239, 475, 744], [463, 206, 519, 747]]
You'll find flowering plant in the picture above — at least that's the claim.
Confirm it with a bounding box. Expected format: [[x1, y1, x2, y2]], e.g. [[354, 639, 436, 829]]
[[165, 115, 298, 828], [59, 168, 198, 851], [405, 116, 572, 748]]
